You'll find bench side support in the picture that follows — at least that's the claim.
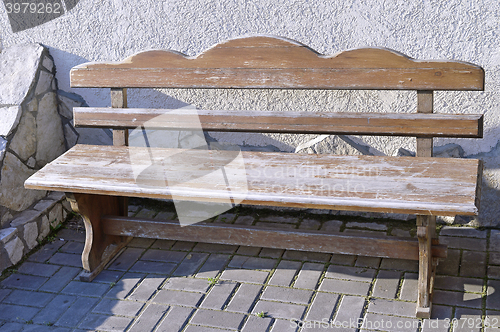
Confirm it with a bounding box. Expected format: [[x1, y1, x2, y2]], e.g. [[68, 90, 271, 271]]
[[416, 90, 437, 318], [68, 193, 132, 281]]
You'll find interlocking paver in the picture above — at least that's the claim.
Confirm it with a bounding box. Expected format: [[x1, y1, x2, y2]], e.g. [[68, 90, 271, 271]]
[[4, 289, 54, 307], [355, 256, 381, 268], [59, 241, 84, 254], [17, 262, 60, 277], [0, 288, 11, 302], [487, 280, 500, 310], [92, 270, 124, 284], [325, 265, 376, 282], [27, 240, 66, 263], [299, 219, 321, 230], [271, 319, 300, 331], [163, 277, 211, 292], [129, 276, 165, 301], [55, 296, 99, 327], [220, 269, 269, 284], [399, 272, 418, 302], [154, 289, 204, 307], [436, 248, 460, 275], [151, 239, 175, 250], [453, 307, 483, 332], [372, 270, 400, 299], [260, 248, 285, 258], [61, 281, 110, 297], [141, 249, 187, 262], [380, 258, 419, 272], [0, 303, 40, 322], [128, 238, 155, 248], [173, 252, 209, 276], [236, 246, 261, 256], [155, 306, 194, 332], [171, 241, 196, 251], [269, 260, 301, 286], [32, 294, 75, 325], [241, 315, 273, 332], [128, 303, 169, 332], [367, 298, 416, 317], [460, 251, 487, 278], [48, 252, 82, 267], [440, 236, 486, 251], [361, 312, 419, 332], [434, 275, 483, 293], [129, 260, 176, 274], [105, 273, 144, 299], [92, 299, 144, 316], [192, 243, 238, 254], [320, 220, 343, 232], [346, 221, 387, 231], [252, 300, 307, 320], [283, 250, 331, 262], [433, 289, 482, 308], [333, 295, 365, 327], [261, 285, 313, 304], [1, 273, 48, 290], [226, 283, 262, 313], [330, 254, 356, 266], [305, 292, 339, 322], [293, 263, 324, 289], [440, 227, 486, 238], [259, 216, 299, 224], [190, 309, 246, 330], [200, 281, 237, 309], [78, 314, 133, 331], [196, 254, 231, 279], [108, 248, 144, 270], [319, 279, 371, 296]]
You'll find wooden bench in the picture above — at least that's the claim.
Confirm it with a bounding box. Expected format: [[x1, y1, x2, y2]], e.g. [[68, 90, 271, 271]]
[[25, 36, 484, 318]]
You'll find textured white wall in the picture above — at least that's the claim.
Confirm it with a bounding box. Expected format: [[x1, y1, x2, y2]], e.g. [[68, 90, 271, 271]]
[[1, 0, 499, 224]]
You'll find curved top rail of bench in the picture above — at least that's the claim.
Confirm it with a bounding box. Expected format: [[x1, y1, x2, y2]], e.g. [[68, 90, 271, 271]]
[[70, 35, 484, 90]]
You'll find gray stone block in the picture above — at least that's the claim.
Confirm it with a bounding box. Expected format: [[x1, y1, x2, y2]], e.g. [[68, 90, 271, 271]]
[[128, 303, 169, 332], [319, 279, 371, 296], [221, 269, 269, 284], [4, 289, 54, 307], [269, 260, 301, 287], [261, 286, 313, 304], [0, 227, 17, 244], [78, 314, 133, 331], [32, 294, 75, 325], [92, 299, 144, 316], [252, 300, 306, 320], [305, 292, 339, 322], [226, 283, 262, 313], [190, 309, 246, 330], [372, 270, 400, 299], [163, 277, 210, 293], [200, 281, 237, 309], [155, 306, 193, 332], [293, 262, 324, 290]]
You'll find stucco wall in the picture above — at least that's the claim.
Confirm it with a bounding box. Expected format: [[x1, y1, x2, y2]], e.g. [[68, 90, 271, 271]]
[[1, 0, 499, 224]]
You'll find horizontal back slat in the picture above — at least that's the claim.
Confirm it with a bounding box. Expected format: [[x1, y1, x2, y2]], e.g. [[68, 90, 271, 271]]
[[70, 36, 484, 90], [74, 107, 483, 138]]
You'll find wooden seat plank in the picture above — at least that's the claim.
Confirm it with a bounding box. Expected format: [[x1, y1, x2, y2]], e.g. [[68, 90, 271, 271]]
[[25, 144, 481, 216], [74, 108, 483, 138]]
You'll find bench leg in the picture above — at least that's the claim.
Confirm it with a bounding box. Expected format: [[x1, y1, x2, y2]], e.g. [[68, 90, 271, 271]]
[[416, 215, 434, 318], [67, 193, 132, 281]]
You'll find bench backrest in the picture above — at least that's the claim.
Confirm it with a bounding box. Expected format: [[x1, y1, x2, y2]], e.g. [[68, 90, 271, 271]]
[[70, 35, 484, 157]]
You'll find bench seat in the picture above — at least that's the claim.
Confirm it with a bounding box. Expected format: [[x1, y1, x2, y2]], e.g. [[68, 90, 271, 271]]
[[25, 144, 481, 216]]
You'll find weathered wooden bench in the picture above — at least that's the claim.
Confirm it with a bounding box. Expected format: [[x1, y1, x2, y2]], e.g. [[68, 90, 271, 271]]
[[25, 36, 484, 318]]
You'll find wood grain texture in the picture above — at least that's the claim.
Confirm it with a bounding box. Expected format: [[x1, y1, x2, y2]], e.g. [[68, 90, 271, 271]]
[[101, 216, 447, 260], [70, 36, 484, 90], [73, 107, 483, 138], [25, 144, 481, 216]]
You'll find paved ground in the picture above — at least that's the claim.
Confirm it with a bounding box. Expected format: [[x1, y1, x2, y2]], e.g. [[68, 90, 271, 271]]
[[0, 200, 499, 332]]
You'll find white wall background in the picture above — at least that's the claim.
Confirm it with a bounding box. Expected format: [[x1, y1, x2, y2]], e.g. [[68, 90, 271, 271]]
[[1, 0, 500, 224]]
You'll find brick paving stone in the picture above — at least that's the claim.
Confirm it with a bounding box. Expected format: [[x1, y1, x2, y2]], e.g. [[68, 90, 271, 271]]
[[271, 319, 300, 331], [57, 229, 85, 242], [367, 298, 416, 317], [330, 254, 356, 266], [156, 306, 194, 332], [355, 256, 381, 268], [439, 227, 486, 238], [228, 255, 248, 268], [190, 309, 246, 330], [151, 239, 175, 250], [226, 283, 262, 313], [141, 249, 187, 262], [242, 315, 273, 332], [214, 213, 237, 223], [163, 277, 211, 292], [299, 219, 321, 230], [129, 260, 177, 274], [48, 252, 82, 267], [255, 222, 296, 229], [460, 251, 486, 278], [196, 254, 231, 279], [236, 246, 262, 256], [379, 258, 418, 272], [293, 263, 324, 289], [135, 208, 157, 219], [283, 250, 331, 263], [0, 288, 11, 302], [325, 265, 376, 282], [39, 266, 81, 292], [440, 236, 486, 251], [173, 252, 209, 276], [0, 303, 40, 322], [399, 272, 417, 302], [108, 248, 144, 271], [128, 238, 155, 248], [0, 322, 25, 331], [421, 306, 452, 332], [128, 303, 169, 332], [171, 241, 196, 251], [433, 289, 482, 308], [332, 295, 365, 328], [260, 248, 285, 258], [234, 216, 254, 225], [55, 296, 99, 327], [491, 230, 500, 252], [253, 300, 306, 320], [345, 222, 387, 231], [319, 279, 371, 296], [92, 299, 144, 316], [1, 273, 48, 290], [485, 309, 500, 329], [221, 269, 269, 284], [78, 314, 133, 331], [242, 257, 278, 270], [92, 270, 125, 284], [32, 294, 75, 325], [372, 270, 401, 299], [200, 281, 237, 309], [487, 280, 500, 310], [320, 220, 343, 232], [4, 289, 54, 308], [488, 266, 500, 279], [184, 326, 233, 331], [192, 243, 238, 254], [18, 262, 60, 277], [61, 281, 110, 297], [259, 216, 299, 224], [436, 248, 460, 276], [27, 240, 66, 263], [305, 292, 339, 322], [12, 325, 70, 332], [105, 273, 144, 299], [129, 276, 165, 301], [361, 312, 419, 332], [153, 289, 204, 307], [59, 241, 84, 254], [269, 260, 301, 287], [261, 286, 313, 304], [453, 307, 482, 332], [434, 275, 483, 293]]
